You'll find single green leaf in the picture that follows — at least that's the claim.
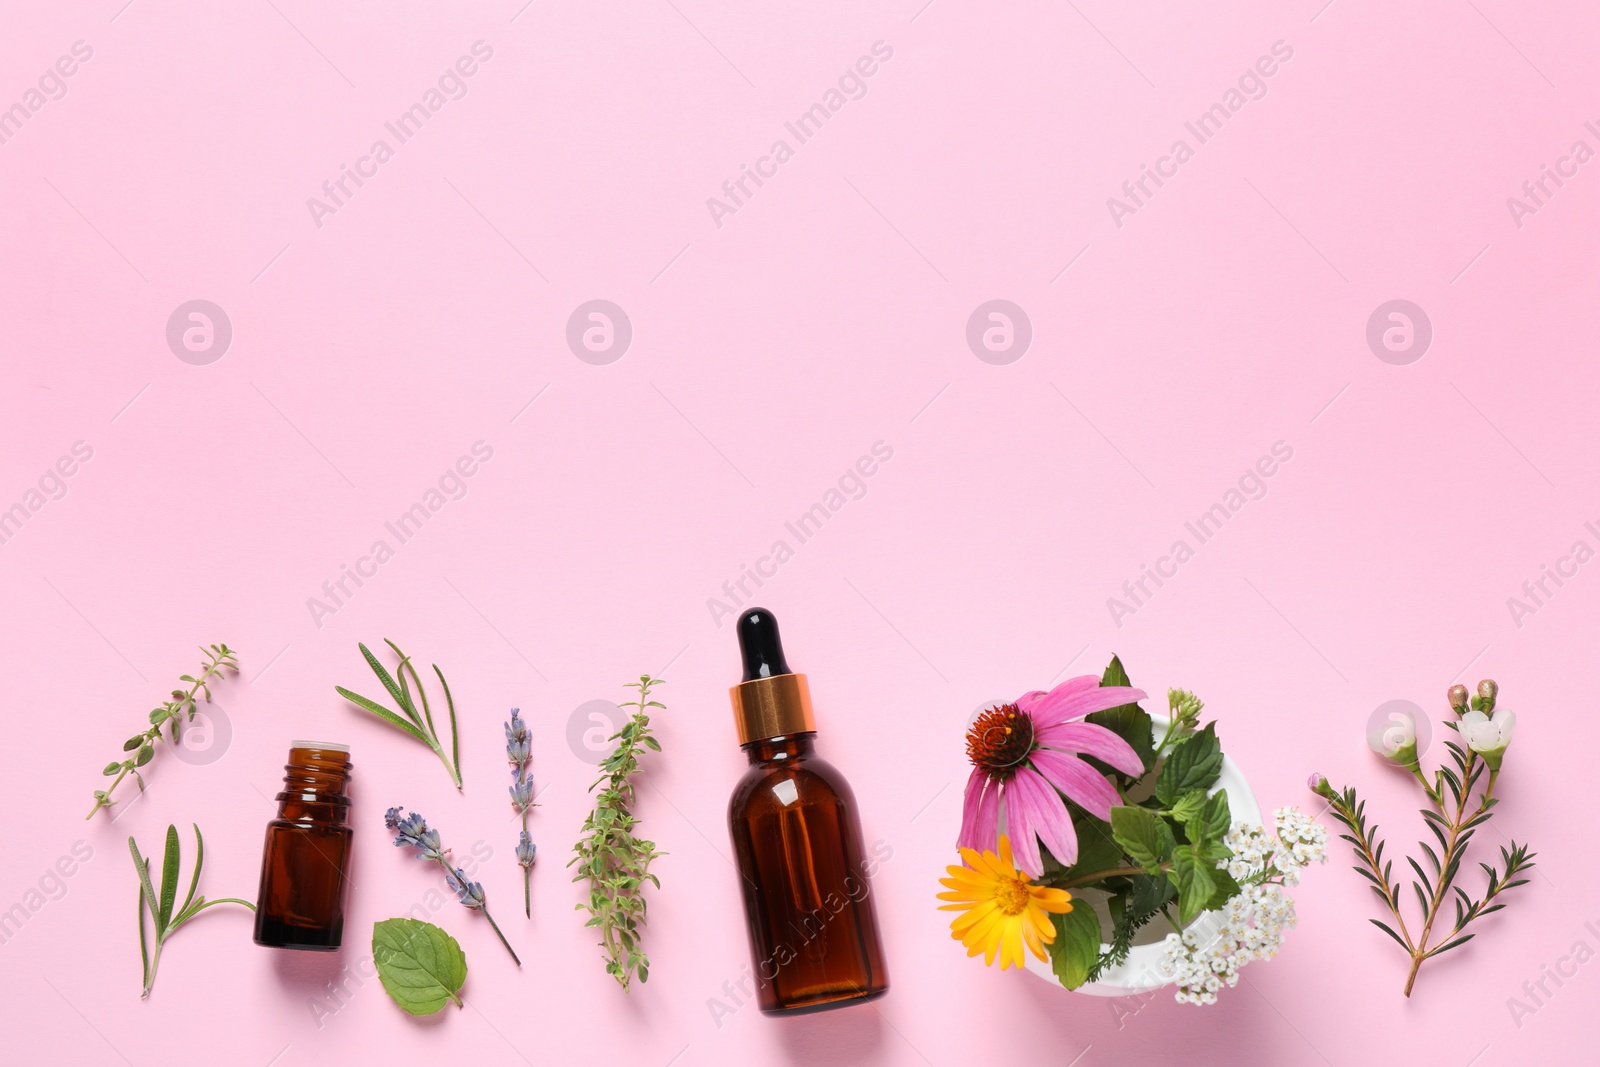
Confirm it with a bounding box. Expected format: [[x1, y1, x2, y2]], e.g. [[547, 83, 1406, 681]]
[[335, 686, 427, 742], [1370, 919, 1409, 951], [1427, 933, 1475, 958], [1047, 902, 1103, 989], [103, 762, 122, 776], [1167, 789, 1207, 824], [123, 736, 146, 752], [434, 664, 460, 783], [1060, 817, 1125, 882], [135, 743, 155, 768], [1128, 873, 1174, 922], [1195, 790, 1231, 846], [360, 643, 420, 725], [1109, 806, 1174, 873], [180, 824, 205, 918], [1171, 845, 1216, 925], [158, 825, 180, 933], [129, 837, 163, 937], [1085, 655, 1155, 776], [1156, 723, 1222, 805], [372, 918, 467, 1015], [1203, 866, 1242, 911], [137, 868, 150, 981]]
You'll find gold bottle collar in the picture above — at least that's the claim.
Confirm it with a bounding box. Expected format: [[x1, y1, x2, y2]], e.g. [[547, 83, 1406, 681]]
[[729, 673, 817, 745]]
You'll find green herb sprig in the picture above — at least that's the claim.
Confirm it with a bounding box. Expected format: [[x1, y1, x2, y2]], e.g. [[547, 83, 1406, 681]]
[[129, 823, 254, 998], [89, 644, 239, 819], [336, 640, 462, 789], [570, 675, 665, 990], [1312, 679, 1535, 997]]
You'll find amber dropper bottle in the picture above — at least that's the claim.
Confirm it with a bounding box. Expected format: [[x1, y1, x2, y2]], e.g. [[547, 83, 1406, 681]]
[[253, 742, 354, 950], [727, 608, 889, 1013]]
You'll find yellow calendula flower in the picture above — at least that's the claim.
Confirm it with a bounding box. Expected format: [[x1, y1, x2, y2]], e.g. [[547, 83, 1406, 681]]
[[938, 835, 1073, 969]]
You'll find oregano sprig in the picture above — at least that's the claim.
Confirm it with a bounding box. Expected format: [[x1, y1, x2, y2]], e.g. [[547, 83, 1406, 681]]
[[569, 675, 665, 990], [89, 644, 239, 819]]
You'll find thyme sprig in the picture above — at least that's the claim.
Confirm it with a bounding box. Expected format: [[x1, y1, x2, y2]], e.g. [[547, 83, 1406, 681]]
[[569, 675, 665, 990], [89, 644, 239, 819]]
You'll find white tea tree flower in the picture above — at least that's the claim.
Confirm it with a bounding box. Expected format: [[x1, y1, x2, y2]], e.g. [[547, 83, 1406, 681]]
[[1367, 709, 1420, 771], [1457, 709, 1514, 771]]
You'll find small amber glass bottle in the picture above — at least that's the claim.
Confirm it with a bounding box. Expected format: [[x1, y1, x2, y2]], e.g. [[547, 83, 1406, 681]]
[[253, 742, 354, 951], [727, 609, 889, 1013]]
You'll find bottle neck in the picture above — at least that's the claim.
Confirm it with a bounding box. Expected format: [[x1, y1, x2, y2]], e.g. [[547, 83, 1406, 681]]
[[276, 747, 352, 823], [742, 732, 817, 765]]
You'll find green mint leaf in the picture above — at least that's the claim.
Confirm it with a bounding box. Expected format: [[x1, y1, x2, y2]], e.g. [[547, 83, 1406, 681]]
[[1204, 866, 1242, 911], [1085, 655, 1155, 776], [1047, 902, 1104, 990], [1195, 790, 1232, 846], [373, 918, 467, 1015], [1059, 816, 1125, 883], [1167, 789, 1208, 824], [1130, 872, 1174, 918], [1110, 806, 1174, 873], [1171, 844, 1217, 925], [1156, 723, 1222, 805]]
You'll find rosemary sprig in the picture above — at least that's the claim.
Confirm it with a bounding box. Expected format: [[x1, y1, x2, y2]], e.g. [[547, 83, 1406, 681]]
[[130, 823, 255, 998], [569, 675, 665, 990], [336, 640, 462, 789], [89, 644, 239, 819]]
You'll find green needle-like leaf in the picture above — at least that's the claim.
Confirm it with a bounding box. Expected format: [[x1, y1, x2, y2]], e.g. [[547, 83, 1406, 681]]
[[362, 642, 419, 724], [335, 686, 427, 742], [129, 837, 162, 937], [158, 825, 181, 934], [435, 664, 460, 783], [179, 824, 205, 918]]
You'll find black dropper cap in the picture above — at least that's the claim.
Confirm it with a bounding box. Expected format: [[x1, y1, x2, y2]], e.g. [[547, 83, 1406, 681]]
[[737, 607, 792, 681]]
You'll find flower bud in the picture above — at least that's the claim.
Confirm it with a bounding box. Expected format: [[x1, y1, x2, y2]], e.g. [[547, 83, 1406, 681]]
[[1367, 709, 1421, 772], [1477, 679, 1498, 710], [1447, 684, 1469, 710], [1307, 772, 1335, 799]]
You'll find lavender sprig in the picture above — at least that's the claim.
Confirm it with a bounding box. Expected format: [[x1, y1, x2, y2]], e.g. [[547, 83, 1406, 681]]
[[506, 708, 538, 918], [385, 807, 520, 966]]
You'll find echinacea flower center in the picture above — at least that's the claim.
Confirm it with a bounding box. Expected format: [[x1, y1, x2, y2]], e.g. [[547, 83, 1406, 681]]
[[994, 874, 1032, 916], [966, 704, 1035, 779]]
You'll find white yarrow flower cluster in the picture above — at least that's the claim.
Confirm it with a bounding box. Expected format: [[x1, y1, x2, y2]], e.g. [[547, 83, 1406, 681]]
[[1271, 806, 1329, 883], [1159, 806, 1326, 1005]]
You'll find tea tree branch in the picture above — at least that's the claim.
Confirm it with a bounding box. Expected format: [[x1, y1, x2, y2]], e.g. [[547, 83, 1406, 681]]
[[1313, 679, 1535, 996], [89, 644, 238, 819]]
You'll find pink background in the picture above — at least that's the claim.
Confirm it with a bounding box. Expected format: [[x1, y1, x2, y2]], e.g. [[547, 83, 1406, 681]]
[[3, 1, 1597, 1064]]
